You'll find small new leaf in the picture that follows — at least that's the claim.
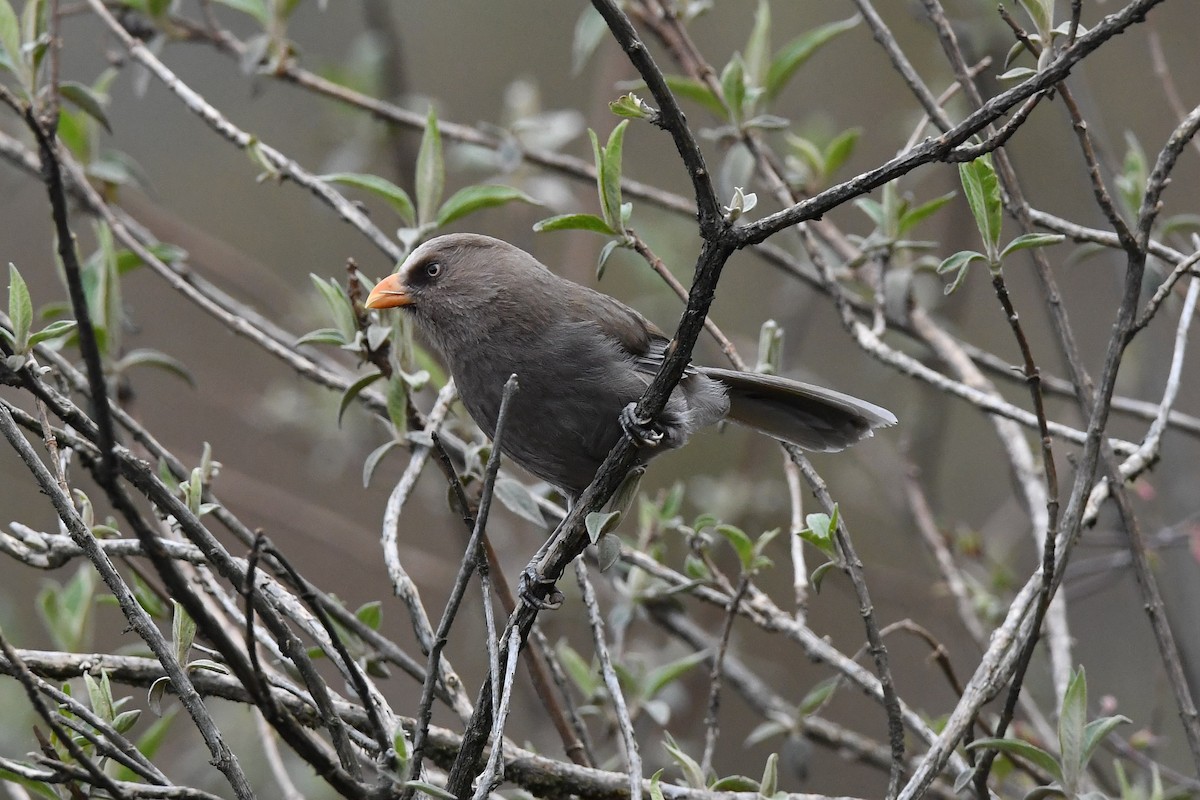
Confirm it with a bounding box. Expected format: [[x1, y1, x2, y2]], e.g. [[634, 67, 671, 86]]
[[937, 250, 987, 295], [610, 93, 655, 120], [798, 511, 837, 559]]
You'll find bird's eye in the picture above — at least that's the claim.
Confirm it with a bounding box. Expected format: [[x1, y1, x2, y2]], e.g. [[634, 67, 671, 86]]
[[425, 261, 442, 279]]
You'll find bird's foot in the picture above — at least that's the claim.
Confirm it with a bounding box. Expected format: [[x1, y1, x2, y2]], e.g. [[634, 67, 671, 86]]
[[620, 403, 664, 448], [518, 565, 565, 610]]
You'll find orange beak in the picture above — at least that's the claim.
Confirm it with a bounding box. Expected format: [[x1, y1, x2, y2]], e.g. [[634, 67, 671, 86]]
[[364, 273, 413, 309]]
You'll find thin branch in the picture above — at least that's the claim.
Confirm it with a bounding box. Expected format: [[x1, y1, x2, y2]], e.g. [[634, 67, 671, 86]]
[[576, 560, 642, 800], [408, 376, 519, 791]]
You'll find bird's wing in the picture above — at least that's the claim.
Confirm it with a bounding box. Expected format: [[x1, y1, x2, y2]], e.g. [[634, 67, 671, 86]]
[[563, 285, 666, 360]]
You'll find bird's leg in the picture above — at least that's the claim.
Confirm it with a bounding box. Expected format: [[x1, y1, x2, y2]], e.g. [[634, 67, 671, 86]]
[[620, 402, 664, 448], [518, 564, 565, 610], [517, 495, 573, 610]]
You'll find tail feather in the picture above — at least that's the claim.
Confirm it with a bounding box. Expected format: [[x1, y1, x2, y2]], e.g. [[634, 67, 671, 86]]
[[700, 367, 897, 452]]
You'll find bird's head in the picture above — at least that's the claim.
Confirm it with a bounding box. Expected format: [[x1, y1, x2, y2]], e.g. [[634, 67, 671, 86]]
[[364, 233, 546, 353]]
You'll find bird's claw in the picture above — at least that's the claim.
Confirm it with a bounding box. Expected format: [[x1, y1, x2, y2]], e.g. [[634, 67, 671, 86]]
[[519, 565, 565, 610], [620, 403, 664, 448]]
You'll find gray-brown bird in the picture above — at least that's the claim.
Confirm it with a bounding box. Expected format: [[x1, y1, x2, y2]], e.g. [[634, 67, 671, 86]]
[[365, 234, 895, 498]]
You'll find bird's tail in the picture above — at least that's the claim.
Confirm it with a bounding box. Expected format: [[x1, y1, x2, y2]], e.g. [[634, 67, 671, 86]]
[[700, 367, 897, 452]]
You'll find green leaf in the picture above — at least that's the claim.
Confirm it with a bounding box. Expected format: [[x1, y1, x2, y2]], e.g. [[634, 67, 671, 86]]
[[321, 173, 415, 226], [743, 0, 772, 91], [415, 106, 444, 227], [436, 184, 540, 227], [600, 120, 629, 231], [649, 770, 666, 800], [338, 371, 384, 427], [59, 82, 112, 134], [799, 511, 837, 559], [644, 649, 708, 700], [661, 75, 725, 117], [37, 566, 93, 651], [402, 781, 457, 800], [0, 0, 24, 87], [533, 212, 616, 235], [937, 250, 987, 295], [112, 708, 141, 734], [898, 191, 956, 235], [171, 600, 196, 665], [1017, 0, 1053, 36], [1000, 233, 1065, 259], [556, 641, 599, 695], [572, 5, 607, 75], [595, 239, 622, 280], [296, 328, 348, 347], [386, 375, 408, 435], [27, 319, 77, 348], [766, 15, 860, 99], [715, 523, 754, 571], [720, 52, 747, 124], [610, 92, 655, 120], [967, 737, 1062, 781], [998, 66, 1037, 82], [854, 197, 886, 229], [958, 154, 1003, 256], [113, 348, 194, 385], [810, 560, 838, 593], [822, 127, 862, 179], [355, 600, 382, 630], [84, 670, 115, 721], [1058, 666, 1087, 790], [662, 733, 706, 789], [596, 532, 622, 572], [585, 510, 621, 544], [309, 273, 357, 341], [493, 476, 546, 526], [759, 752, 779, 797], [799, 675, 839, 714], [211, 0, 269, 26], [7, 263, 32, 352], [1080, 715, 1130, 769], [114, 709, 176, 783], [711, 775, 760, 792], [362, 439, 398, 488]]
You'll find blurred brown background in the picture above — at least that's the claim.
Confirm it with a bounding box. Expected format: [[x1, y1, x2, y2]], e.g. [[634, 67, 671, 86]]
[[1, 1, 1198, 796]]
